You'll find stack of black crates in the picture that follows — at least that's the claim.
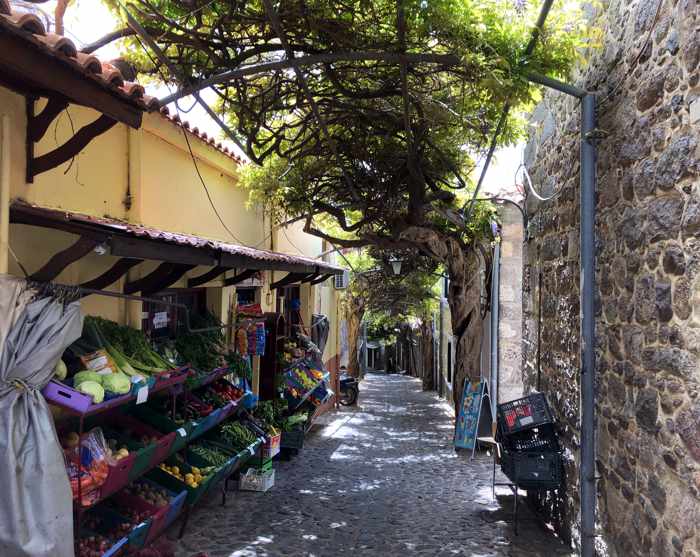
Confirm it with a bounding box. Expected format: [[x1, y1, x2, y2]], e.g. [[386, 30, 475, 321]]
[[496, 393, 563, 490]]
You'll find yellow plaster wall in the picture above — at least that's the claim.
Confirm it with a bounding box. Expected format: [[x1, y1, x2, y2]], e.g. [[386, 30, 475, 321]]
[[139, 113, 265, 245], [20, 102, 129, 219]]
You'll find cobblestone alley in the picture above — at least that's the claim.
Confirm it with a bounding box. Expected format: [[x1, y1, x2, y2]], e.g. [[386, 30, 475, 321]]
[[172, 373, 572, 557]]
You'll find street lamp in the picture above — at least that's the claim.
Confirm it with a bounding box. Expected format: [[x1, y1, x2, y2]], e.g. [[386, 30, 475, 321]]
[[389, 257, 402, 276]]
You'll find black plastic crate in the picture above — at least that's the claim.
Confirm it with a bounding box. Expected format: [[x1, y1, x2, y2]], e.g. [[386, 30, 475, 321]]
[[497, 423, 560, 453], [501, 450, 562, 490], [497, 393, 553, 436], [280, 428, 304, 449]]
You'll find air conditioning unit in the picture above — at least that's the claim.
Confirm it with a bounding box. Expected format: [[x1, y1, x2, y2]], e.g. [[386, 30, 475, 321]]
[[334, 270, 349, 290]]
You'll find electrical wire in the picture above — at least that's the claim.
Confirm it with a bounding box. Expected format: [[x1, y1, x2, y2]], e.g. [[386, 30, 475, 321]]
[[130, 33, 247, 247], [517, 163, 562, 202]]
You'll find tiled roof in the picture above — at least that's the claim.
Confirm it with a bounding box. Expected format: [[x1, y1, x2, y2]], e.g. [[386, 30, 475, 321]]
[[11, 201, 344, 273], [0, 1, 159, 112], [158, 106, 243, 163]]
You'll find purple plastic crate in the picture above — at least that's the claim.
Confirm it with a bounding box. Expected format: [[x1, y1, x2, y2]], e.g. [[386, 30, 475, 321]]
[[43, 380, 132, 415]]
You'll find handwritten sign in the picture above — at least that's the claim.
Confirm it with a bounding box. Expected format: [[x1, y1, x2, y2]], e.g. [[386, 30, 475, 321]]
[[454, 380, 486, 450]]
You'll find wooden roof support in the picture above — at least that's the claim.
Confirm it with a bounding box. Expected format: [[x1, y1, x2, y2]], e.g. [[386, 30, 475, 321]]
[[188, 266, 230, 288], [80, 258, 143, 290], [29, 236, 101, 282], [300, 271, 321, 284], [124, 262, 195, 295], [270, 271, 314, 290], [223, 269, 257, 286], [28, 110, 117, 181], [309, 273, 333, 285]]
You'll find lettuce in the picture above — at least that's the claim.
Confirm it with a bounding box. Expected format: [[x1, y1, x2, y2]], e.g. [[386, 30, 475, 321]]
[[77, 381, 105, 404]]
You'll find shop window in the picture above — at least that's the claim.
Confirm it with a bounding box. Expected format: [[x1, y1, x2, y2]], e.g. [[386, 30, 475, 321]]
[[236, 287, 257, 305], [142, 288, 207, 339]]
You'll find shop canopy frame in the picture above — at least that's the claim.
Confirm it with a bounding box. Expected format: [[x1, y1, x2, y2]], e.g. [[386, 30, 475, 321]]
[[10, 202, 343, 295]]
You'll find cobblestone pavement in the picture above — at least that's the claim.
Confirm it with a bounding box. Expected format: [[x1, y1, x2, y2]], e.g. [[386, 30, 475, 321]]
[[171, 372, 573, 557]]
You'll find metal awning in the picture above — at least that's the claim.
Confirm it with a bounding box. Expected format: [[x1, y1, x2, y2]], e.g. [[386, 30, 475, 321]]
[[10, 202, 343, 292]]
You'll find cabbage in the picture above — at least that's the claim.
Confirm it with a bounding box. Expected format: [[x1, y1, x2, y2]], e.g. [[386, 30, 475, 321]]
[[102, 372, 131, 395], [73, 370, 102, 387], [53, 359, 68, 381], [76, 381, 105, 404]]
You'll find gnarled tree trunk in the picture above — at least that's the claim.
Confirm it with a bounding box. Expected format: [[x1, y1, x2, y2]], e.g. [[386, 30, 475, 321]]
[[344, 290, 365, 378], [399, 226, 488, 407]]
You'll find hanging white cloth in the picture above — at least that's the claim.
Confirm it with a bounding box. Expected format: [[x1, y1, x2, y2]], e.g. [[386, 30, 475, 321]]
[[0, 275, 83, 557]]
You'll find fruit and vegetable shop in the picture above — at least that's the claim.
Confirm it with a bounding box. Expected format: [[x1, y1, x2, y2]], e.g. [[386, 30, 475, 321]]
[[0, 19, 347, 556]]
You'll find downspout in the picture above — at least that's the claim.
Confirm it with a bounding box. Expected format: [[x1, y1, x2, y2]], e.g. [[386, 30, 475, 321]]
[[490, 239, 500, 418], [0, 115, 10, 274], [580, 93, 598, 557], [525, 72, 598, 557]]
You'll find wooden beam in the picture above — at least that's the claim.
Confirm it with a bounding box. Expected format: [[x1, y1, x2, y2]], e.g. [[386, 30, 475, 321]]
[[110, 236, 217, 266], [28, 97, 69, 142], [30, 236, 100, 282], [29, 114, 117, 179], [223, 269, 257, 286], [309, 273, 333, 285], [270, 272, 312, 291], [188, 266, 230, 288], [142, 264, 196, 296], [0, 30, 143, 128], [80, 258, 142, 290], [300, 271, 321, 284], [124, 262, 195, 295]]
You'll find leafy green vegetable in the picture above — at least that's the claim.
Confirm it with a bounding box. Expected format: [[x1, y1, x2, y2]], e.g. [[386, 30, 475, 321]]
[[73, 370, 102, 387], [77, 381, 105, 403], [102, 373, 131, 395], [175, 311, 225, 372]]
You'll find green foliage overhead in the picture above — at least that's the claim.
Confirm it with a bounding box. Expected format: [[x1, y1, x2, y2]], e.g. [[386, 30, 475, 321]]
[[109, 0, 584, 268]]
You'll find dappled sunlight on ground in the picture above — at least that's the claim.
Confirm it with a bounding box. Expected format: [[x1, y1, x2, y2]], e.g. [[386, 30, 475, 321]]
[[171, 372, 573, 557]]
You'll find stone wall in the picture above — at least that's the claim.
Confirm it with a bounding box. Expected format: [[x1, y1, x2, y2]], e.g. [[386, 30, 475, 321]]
[[523, 0, 700, 554], [498, 204, 525, 404]]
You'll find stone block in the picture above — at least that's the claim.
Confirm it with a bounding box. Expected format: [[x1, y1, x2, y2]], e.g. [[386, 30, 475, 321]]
[[691, 98, 700, 125]]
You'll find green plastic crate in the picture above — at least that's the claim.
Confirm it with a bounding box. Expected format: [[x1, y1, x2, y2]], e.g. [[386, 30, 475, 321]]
[[146, 458, 214, 506], [129, 405, 192, 455]]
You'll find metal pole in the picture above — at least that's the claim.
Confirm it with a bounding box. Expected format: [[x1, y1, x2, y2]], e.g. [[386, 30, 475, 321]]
[[580, 93, 597, 557], [490, 241, 500, 418]]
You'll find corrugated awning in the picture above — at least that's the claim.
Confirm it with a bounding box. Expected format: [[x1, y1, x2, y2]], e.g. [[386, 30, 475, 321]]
[[10, 202, 343, 275]]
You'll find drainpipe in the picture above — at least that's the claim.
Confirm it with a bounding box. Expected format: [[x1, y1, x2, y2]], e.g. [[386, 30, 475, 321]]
[[525, 73, 597, 556], [0, 115, 10, 274], [580, 93, 598, 557], [490, 240, 500, 418]]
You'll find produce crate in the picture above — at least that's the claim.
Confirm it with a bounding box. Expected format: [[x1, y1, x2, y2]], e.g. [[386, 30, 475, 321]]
[[44, 379, 132, 415], [147, 458, 215, 506], [261, 433, 281, 459], [79, 506, 130, 557], [99, 452, 136, 501], [152, 366, 190, 390], [497, 423, 560, 453], [129, 404, 192, 455], [280, 428, 304, 450], [239, 468, 274, 492], [501, 450, 562, 490], [497, 393, 554, 436], [249, 457, 273, 473]]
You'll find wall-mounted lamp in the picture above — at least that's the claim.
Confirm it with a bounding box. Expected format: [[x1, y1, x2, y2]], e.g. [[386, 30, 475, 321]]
[[93, 243, 108, 256], [390, 257, 402, 276]]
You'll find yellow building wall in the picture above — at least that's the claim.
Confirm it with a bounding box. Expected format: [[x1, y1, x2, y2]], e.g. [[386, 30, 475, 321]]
[[1, 84, 345, 374]]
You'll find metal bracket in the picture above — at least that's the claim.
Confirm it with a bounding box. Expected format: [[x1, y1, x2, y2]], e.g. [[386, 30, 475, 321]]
[[585, 128, 609, 142]]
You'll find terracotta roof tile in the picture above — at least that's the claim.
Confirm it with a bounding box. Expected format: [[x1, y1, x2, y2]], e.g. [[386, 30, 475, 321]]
[[0, 7, 158, 112], [11, 201, 343, 273]]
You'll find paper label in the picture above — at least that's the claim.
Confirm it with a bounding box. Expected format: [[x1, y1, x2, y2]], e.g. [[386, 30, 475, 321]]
[[520, 416, 534, 426], [177, 428, 187, 437], [153, 311, 169, 329], [136, 385, 149, 405]]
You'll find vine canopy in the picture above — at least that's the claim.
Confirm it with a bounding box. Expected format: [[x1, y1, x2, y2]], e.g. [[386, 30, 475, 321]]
[[107, 0, 584, 251]]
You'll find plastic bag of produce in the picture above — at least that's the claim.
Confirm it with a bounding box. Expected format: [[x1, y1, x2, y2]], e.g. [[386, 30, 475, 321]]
[[64, 427, 115, 505]]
